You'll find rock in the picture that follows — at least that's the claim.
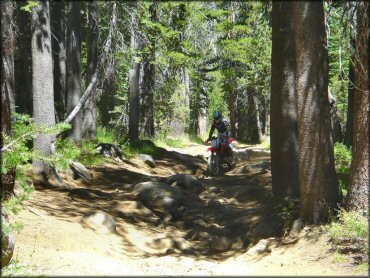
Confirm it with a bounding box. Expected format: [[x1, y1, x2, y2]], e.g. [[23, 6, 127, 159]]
[[231, 236, 248, 250], [82, 211, 116, 233], [209, 237, 232, 253], [185, 230, 197, 240], [166, 174, 204, 194], [133, 181, 185, 220], [173, 238, 188, 250], [198, 231, 210, 240], [226, 197, 239, 206], [1, 233, 15, 268], [138, 154, 156, 168], [70, 161, 93, 182], [208, 192, 218, 199], [208, 186, 220, 193], [196, 154, 208, 162], [248, 215, 285, 239], [148, 237, 173, 250], [289, 218, 304, 238], [246, 149, 270, 158], [111, 182, 133, 190], [281, 236, 299, 245], [95, 143, 123, 160], [1, 217, 15, 269], [246, 239, 270, 256], [165, 248, 176, 255], [207, 199, 222, 207], [250, 160, 271, 170]]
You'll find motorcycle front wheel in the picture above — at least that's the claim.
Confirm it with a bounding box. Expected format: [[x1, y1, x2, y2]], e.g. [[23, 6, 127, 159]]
[[208, 154, 220, 176]]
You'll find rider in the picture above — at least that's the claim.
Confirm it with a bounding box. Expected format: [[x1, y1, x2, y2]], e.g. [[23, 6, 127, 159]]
[[205, 111, 233, 158]]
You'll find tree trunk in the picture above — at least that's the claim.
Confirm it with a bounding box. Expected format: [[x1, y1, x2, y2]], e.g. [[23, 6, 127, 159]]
[[260, 95, 267, 136], [1, 0, 15, 118], [242, 90, 262, 144], [140, 2, 156, 138], [344, 36, 355, 147], [293, 1, 340, 224], [83, 0, 99, 140], [189, 80, 200, 136], [140, 60, 155, 137], [1, 0, 16, 199], [97, 1, 117, 128], [128, 5, 140, 142], [14, 2, 32, 116], [236, 89, 246, 142], [328, 90, 343, 143], [31, 0, 56, 176], [228, 86, 238, 139], [198, 87, 208, 136], [270, 1, 300, 198], [66, 1, 83, 145], [346, 2, 369, 212], [50, 0, 66, 123]]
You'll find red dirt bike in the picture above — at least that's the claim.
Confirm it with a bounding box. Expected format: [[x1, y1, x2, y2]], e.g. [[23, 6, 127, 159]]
[[206, 136, 236, 176]]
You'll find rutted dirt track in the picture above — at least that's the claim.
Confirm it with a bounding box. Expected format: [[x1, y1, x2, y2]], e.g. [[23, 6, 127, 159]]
[[10, 142, 366, 276]]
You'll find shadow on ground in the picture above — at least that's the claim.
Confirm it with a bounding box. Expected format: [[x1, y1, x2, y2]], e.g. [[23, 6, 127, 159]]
[[30, 143, 289, 262]]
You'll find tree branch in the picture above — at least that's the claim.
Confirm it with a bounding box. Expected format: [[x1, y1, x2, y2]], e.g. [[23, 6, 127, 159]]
[[63, 68, 99, 124], [1, 130, 34, 152]]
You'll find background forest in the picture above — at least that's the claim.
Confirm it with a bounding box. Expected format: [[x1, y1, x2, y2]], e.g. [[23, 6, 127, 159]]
[[1, 0, 368, 274]]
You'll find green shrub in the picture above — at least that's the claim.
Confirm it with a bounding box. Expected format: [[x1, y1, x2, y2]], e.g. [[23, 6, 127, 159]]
[[327, 208, 368, 250], [121, 139, 161, 158], [334, 143, 352, 196], [1, 259, 33, 277], [96, 127, 116, 144], [334, 143, 352, 174], [153, 134, 187, 148]]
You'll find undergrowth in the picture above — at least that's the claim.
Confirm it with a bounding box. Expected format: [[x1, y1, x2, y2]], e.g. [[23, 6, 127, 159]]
[[1, 259, 34, 277], [333, 142, 352, 197], [326, 208, 369, 269], [327, 209, 368, 245], [153, 133, 205, 148]]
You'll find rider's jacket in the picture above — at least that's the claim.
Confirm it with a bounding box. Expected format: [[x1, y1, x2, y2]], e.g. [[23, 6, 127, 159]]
[[208, 118, 230, 139]]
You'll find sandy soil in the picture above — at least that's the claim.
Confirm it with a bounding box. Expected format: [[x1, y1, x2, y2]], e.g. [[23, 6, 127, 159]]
[[9, 142, 367, 276]]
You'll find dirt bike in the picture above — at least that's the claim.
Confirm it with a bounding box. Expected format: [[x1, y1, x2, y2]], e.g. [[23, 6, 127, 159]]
[[206, 136, 236, 176]]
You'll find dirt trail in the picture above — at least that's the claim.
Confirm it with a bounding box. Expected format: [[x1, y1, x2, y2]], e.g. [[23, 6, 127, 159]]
[[10, 142, 366, 276]]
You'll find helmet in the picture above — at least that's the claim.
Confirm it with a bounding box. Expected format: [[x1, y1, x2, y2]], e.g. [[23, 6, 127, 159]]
[[213, 111, 222, 120]]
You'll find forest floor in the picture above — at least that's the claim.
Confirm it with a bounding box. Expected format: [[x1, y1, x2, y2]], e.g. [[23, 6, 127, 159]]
[[9, 141, 368, 276]]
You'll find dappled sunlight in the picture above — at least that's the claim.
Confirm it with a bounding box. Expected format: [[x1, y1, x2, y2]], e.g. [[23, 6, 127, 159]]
[[17, 143, 279, 263]]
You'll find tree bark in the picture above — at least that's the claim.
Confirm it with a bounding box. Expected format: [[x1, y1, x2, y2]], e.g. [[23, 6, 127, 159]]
[[228, 85, 238, 139], [14, 2, 32, 116], [248, 92, 262, 144], [128, 4, 140, 142], [344, 36, 355, 147], [270, 1, 300, 199], [31, 0, 56, 176], [140, 2, 156, 138], [1, 0, 16, 199], [1, 0, 15, 118], [293, 1, 340, 224], [83, 0, 99, 140], [66, 1, 83, 145], [140, 60, 155, 137], [346, 2, 369, 212], [97, 1, 117, 128], [50, 0, 66, 123], [328, 90, 343, 143]]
